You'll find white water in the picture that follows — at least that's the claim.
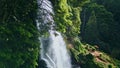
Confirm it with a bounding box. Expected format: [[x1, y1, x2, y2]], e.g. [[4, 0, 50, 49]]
[[36, 0, 72, 68]]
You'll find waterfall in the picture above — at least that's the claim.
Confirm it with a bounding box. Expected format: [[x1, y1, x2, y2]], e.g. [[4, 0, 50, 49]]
[[36, 0, 72, 68]]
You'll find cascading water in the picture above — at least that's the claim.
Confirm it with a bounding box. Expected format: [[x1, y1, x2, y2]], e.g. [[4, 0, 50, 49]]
[[36, 0, 72, 68]]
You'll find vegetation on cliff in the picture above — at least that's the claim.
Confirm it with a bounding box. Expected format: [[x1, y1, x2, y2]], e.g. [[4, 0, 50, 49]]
[[0, 0, 39, 68], [0, 0, 120, 68], [51, 0, 120, 68]]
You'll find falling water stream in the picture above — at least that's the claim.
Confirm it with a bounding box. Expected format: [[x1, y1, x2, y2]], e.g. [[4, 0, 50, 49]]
[[36, 0, 72, 68]]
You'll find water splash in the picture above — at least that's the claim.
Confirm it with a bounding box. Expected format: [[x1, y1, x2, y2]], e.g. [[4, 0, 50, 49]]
[[40, 30, 72, 68], [36, 0, 72, 68]]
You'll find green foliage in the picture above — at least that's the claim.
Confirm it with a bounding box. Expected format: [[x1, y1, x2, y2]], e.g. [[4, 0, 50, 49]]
[[0, 22, 39, 68], [91, 0, 120, 60], [1, 0, 120, 68], [84, 10, 99, 44], [51, 0, 120, 68], [71, 48, 100, 68], [93, 0, 120, 23], [81, 2, 119, 55], [0, 0, 37, 23], [52, 0, 90, 38], [69, 0, 90, 7], [71, 42, 120, 68], [0, 0, 39, 68], [85, 3, 114, 42], [73, 37, 87, 54]]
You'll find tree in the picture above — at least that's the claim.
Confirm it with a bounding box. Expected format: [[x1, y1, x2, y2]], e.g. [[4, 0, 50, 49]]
[[0, 0, 39, 68], [84, 11, 99, 44], [81, 3, 117, 54]]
